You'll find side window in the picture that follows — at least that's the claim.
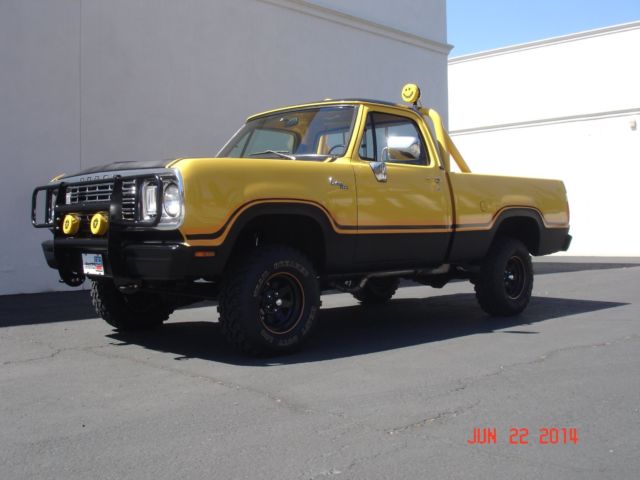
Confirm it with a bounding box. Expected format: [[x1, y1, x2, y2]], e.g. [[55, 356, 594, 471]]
[[359, 112, 429, 166], [316, 130, 349, 156]]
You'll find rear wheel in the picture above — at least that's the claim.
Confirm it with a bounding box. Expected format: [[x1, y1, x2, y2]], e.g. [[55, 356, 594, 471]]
[[218, 246, 320, 356], [352, 277, 400, 304], [474, 237, 533, 316], [91, 280, 173, 331]]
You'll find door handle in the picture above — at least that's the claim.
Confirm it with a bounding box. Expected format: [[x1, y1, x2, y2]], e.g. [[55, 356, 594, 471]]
[[369, 161, 387, 182], [426, 177, 441, 183]]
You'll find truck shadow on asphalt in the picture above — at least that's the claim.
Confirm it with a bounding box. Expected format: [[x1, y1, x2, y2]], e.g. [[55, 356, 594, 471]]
[[1, 261, 637, 329], [106, 293, 627, 366]]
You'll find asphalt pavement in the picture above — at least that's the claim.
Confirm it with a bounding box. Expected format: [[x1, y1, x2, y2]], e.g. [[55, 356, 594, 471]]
[[1, 257, 639, 479]]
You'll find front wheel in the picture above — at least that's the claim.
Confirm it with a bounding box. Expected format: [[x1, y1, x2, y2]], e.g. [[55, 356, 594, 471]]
[[91, 280, 173, 331], [218, 246, 320, 356], [474, 237, 533, 316]]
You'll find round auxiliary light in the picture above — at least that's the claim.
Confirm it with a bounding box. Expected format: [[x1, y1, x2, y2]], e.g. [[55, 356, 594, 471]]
[[62, 214, 80, 235], [163, 183, 181, 217], [401, 83, 421, 104], [90, 212, 109, 236]]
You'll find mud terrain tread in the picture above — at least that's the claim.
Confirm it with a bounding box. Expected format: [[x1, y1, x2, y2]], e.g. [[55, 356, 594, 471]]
[[217, 246, 319, 356], [474, 237, 533, 316]]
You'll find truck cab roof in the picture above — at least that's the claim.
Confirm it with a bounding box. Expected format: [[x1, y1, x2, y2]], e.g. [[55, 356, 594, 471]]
[[247, 98, 409, 121]]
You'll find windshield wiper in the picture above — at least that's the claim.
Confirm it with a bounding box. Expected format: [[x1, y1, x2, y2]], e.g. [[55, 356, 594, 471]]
[[248, 150, 295, 160]]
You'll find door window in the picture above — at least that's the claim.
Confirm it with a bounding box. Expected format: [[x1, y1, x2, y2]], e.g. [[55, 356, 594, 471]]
[[359, 112, 429, 166]]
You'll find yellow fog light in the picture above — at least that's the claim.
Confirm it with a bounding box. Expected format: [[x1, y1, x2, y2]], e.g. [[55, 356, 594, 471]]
[[62, 214, 80, 235], [90, 212, 109, 236]]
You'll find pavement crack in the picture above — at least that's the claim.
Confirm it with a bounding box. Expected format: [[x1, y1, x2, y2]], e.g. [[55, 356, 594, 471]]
[[305, 468, 344, 479], [386, 401, 480, 435], [1, 341, 106, 366], [481, 334, 640, 381], [1, 348, 64, 366], [83, 345, 310, 414], [341, 441, 408, 475]]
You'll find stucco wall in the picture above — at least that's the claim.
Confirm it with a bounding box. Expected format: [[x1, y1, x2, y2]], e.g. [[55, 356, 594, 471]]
[[449, 23, 640, 256], [0, 0, 449, 295]]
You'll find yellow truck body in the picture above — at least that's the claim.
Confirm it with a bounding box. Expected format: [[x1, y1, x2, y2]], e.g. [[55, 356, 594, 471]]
[[31, 87, 570, 355]]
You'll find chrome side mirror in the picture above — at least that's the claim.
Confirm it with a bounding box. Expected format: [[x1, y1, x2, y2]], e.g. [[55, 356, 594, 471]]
[[381, 146, 389, 162], [369, 161, 387, 182], [383, 137, 420, 162]]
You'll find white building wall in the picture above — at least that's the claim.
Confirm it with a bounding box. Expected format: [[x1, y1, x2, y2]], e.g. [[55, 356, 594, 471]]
[[0, 0, 449, 295], [449, 22, 640, 256]]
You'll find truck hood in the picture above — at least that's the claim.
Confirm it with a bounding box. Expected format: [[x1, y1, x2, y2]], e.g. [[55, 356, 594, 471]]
[[59, 159, 175, 180]]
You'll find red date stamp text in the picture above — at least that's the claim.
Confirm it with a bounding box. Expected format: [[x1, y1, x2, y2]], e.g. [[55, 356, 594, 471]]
[[467, 427, 579, 445]]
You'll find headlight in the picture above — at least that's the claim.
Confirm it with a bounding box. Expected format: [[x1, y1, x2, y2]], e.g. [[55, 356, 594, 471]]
[[141, 175, 184, 229], [163, 183, 181, 217]]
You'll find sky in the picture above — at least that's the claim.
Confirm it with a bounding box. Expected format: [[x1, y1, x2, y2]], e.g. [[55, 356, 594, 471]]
[[447, 0, 640, 56]]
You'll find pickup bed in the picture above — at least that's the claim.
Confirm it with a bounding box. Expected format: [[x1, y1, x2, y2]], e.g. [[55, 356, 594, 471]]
[[32, 84, 571, 355]]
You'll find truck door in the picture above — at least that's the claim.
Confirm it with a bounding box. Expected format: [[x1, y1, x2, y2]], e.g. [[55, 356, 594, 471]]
[[351, 107, 453, 269]]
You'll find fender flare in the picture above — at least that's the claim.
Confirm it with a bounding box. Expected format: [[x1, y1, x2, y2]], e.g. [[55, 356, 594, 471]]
[[189, 200, 355, 273]]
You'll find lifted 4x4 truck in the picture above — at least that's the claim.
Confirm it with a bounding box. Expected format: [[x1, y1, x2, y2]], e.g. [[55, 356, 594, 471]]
[[32, 84, 571, 355]]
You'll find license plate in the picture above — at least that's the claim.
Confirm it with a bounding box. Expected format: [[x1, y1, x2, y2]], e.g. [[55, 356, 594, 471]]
[[82, 253, 105, 276]]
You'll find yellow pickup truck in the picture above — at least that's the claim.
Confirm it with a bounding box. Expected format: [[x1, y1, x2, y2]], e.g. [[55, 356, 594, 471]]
[[32, 84, 571, 355]]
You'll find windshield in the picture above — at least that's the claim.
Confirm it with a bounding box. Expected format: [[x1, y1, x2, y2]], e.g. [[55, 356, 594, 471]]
[[217, 106, 357, 160]]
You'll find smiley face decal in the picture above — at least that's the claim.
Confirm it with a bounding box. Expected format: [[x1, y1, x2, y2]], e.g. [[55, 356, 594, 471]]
[[401, 83, 421, 104]]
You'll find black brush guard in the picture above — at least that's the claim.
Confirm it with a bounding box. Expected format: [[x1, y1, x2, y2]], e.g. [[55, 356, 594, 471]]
[[31, 174, 199, 287]]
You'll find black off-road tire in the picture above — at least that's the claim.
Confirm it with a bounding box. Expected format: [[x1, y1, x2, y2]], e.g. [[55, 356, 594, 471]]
[[474, 237, 533, 316], [217, 246, 320, 356], [91, 280, 173, 331], [352, 277, 400, 304]]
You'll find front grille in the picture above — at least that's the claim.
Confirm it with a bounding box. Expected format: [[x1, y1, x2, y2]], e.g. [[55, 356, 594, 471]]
[[66, 182, 113, 204], [121, 180, 137, 221], [64, 179, 138, 221]]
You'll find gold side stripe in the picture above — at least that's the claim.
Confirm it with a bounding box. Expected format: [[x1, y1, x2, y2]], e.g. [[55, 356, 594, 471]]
[[182, 199, 568, 246]]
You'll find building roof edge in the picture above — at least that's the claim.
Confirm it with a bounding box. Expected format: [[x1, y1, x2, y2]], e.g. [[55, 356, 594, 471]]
[[449, 20, 640, 64]]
